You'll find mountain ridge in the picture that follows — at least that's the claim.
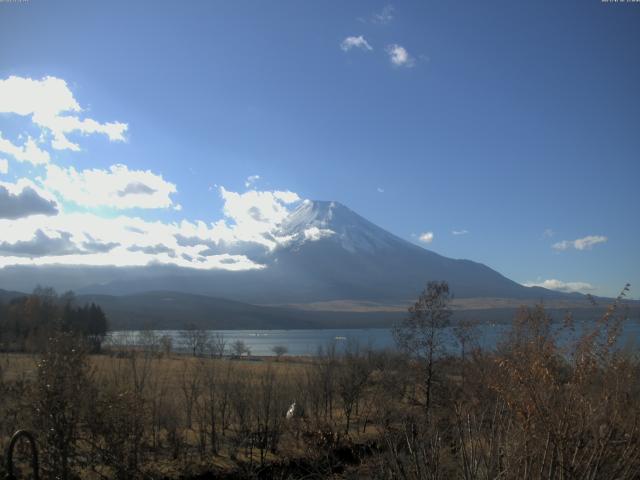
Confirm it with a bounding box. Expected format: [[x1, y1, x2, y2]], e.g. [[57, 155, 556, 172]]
[[2, 287, 635, 331]]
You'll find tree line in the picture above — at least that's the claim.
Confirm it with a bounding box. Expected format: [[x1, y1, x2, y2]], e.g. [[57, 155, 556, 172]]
[[0, 287, 108, 353]]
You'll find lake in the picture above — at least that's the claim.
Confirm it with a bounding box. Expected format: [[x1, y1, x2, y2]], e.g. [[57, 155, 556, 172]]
[[109, 320, 640, 356]]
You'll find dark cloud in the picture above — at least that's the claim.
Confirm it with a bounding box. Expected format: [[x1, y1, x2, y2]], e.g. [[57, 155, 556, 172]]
[[82, 235, 120, 253], [0, 185, 58, 219], [248, 206, 266, 221], [125, 225, 146, 234], [175, 234, 213, 248], [199, 241, 269, 263], [0, 230, 79, 257], [175, 234, 270, 262], [0, 230, 120, 257], [128, 244, 175, 256], [118, 181, 157, 197], [219, 257, 239, 264]]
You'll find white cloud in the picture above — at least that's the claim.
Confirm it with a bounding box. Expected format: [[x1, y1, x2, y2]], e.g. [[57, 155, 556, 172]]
[[523, 279, 596, 294], [574, 235, 607, 250], [0, 76, 127, 152], [419, 231, 434, 244], [273, 190, 300, 203], [371, 5, 395, 24], [377, 187, 384, 193], [552, 235, 607, 251], [245, 174, 261, 188], [303, 226, 335, 242], [386, 44, 414, 67], [0, 133, 50, 165], [552, 241, 571, 251], [0, 75, 80, 117], [43, 163, 177, 209], [543, 228, 555, 238], [0, 159, 7, 174], [452, 229, 468, 236], [218, 187, 301, 249], [341, 35, 373, 52], [0, 184, 318, 271]]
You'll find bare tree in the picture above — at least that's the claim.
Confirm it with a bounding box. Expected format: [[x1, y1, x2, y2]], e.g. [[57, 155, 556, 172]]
[[33, 332, 94, 479], [138, 329, 160, 355], [336, 340, 372, 434], [201, 359, 221, 454], [231, 339, 250, 358], [315, 340, 338, 421], [271, 345, 288, 361], [393, 281, 452, 417], [254, 365, 287, 465], [179, 360, 202, 429], [453, 318, 479, 388], [159, 334, 173, 357], [180, 324, 211, 357], [209, 332, 227, 358]]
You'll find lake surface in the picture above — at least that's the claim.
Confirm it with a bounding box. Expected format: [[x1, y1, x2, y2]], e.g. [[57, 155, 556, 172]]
[[109, 320, 640, 357]]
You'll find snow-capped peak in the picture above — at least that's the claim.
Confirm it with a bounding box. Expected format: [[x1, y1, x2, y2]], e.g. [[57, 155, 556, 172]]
[[278, 199, 402, 253], [281, 199, 338, 231]]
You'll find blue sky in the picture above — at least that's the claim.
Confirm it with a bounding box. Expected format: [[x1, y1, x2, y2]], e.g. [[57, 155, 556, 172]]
[[0, 0, 638, 298]]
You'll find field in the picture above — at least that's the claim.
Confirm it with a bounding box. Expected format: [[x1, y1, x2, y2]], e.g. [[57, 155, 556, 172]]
[[1, 285, 640, 479], [0, 348, 393, 478]]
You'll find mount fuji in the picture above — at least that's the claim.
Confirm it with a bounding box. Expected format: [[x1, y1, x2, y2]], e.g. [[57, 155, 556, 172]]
[[0, 200, 571, 305], [1, 200, 617, 328], [247, 199, 563, 303]]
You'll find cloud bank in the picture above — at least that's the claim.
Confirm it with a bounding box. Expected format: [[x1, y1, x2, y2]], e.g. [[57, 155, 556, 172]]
[[0, 183, 309, 270], [0, 75, 326, 272], [524, 279, 596, 294]]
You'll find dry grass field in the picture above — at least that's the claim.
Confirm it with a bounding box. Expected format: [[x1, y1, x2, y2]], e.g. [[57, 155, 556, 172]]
[[1, 287, 640, 479]]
